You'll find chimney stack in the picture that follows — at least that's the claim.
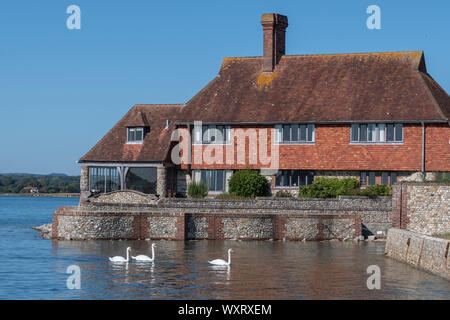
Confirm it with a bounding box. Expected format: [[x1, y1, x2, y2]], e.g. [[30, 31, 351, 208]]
[[261, 13, 288, 73]]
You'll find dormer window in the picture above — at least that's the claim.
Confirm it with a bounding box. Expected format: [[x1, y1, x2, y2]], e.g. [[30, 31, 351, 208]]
[[127, 127, 145, 144]]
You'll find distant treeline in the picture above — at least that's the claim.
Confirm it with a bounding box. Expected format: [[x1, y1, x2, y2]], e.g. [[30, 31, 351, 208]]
[[0, 174, 80, 193]]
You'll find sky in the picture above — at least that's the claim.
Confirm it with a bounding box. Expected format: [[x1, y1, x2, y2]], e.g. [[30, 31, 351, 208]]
[[0, 0, 449, 176]]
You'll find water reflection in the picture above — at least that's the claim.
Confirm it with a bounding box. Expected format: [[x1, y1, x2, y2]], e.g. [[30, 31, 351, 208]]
[[48, 240, 450, 300]]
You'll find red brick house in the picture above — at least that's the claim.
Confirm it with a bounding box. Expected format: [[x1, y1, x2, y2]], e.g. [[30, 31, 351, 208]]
[[78, 13, 450, 199]]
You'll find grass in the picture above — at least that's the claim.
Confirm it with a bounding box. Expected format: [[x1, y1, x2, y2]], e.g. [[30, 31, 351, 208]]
[[433, 233, 450, 240]]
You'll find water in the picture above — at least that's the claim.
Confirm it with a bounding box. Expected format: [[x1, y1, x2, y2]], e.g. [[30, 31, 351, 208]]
[[0, 196, 448, 300]]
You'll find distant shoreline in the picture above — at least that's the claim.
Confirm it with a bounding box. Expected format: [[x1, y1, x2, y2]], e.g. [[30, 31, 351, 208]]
[[0, 193, 79, 198]]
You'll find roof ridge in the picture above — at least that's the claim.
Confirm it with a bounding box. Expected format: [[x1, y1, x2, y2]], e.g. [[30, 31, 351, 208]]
[[284, 50, 423, 58], [222, 51, 423, 61]]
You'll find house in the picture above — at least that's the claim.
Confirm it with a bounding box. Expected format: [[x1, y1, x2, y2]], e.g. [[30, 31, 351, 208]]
[[22, 186, 39, 194], [78, 13, 450, 199]]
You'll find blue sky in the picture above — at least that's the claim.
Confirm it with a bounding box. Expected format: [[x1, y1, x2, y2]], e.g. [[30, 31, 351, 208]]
[[0, 0, 449, 175]]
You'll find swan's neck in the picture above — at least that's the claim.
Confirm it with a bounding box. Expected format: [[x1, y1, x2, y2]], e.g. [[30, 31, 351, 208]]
[[227, 250, 231, 265], [151, 246, 155, 260], [126, 249, 130, 261]]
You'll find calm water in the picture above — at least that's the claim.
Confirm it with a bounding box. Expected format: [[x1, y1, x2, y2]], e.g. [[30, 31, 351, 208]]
[[0, 196, 448, 300]]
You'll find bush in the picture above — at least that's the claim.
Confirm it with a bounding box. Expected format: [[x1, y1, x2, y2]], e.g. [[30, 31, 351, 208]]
[[358, 184, 391, 197], [274, 190, 293, 198], [228, 170, 270, 197], [187, 181, 208, 198], [298, 177, 359, 198], [434, 172, 450, 182]]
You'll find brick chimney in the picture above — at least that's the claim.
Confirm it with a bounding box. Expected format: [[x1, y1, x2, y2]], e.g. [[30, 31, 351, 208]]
[[261, 13, 288, 73]]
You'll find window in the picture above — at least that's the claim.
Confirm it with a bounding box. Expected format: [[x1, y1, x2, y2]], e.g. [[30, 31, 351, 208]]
[[381, 172, 389, 185], [125, 167, 157, 194], [127, 127, 145, 143], [275, 170, 314, 188], [351, 123, 403, 143], [360, 172, 367, 185], [360, 171, 398, 186], [89, 167, 120, 193], [275, 124, 315, 143], [194, 125, 231, 144], [390, 172, 397, 185], [193, 170, 233, 192], [369, 172, 376, 185]]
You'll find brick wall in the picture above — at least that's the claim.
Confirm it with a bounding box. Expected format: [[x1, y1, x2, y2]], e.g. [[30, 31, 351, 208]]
[[178, 124, 450, 172], [425, 124, 450, 172]]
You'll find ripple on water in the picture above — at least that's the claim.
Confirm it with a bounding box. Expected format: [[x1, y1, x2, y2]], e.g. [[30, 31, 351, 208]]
[[0, 197, 449, 299]]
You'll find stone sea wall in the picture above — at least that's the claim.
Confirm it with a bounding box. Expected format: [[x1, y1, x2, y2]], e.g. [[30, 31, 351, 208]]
[[53, 206, 361, 241], [385, 228, 449, 280], [392, 182, 450, 235]]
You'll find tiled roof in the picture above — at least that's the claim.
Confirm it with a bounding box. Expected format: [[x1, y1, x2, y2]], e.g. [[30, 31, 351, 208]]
[[79, 104, 184, 162], [79, 51, 450, 163], [179, 51, 449, 124]]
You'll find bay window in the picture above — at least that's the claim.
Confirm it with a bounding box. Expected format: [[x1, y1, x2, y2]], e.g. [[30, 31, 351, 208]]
[[125, 167, 157, 194], [89, 167, 120, 193]]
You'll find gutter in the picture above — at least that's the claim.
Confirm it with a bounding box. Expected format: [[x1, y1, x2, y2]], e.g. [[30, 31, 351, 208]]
[[173, 120, 448, 126]]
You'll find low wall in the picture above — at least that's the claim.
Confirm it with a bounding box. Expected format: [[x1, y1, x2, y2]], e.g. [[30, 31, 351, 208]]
[[385, 228, 449, 280], [53, 206, 361, 241], [392, 182, 450, 235], [52, 195, 392, 241]]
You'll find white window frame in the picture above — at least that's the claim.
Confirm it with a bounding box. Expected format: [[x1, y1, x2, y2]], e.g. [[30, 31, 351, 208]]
[[127, 127, 145, 144], [350, 123, 403, 145], [274, 124, 315, 145], [193, 125, 232, 145]]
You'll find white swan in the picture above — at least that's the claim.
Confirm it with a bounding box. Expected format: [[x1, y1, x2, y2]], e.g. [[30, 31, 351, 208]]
[[132, 243, 156, 262], [209, 248, 234, 266], [109, 247, 131, 263]]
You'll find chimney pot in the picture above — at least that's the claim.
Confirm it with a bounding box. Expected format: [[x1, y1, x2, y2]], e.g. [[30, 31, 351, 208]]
[[261, 13, 288, 73]]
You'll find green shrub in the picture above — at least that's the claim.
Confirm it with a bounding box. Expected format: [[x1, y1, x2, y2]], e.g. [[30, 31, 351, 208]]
[[358, 184, 391, 196], [434, 172, 450, 182], [298, 177, 359, 198], [187, 181, 208, 198], [228, 170, 270, 197], [274, 190, 293, 198]]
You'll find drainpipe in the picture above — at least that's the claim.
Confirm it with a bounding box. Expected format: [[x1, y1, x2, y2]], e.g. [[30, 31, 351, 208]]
[[421, 122, 425, 175]]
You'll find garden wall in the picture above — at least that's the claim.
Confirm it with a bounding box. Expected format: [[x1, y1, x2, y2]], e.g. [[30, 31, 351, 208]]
[[392, 182, 450, 235]]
